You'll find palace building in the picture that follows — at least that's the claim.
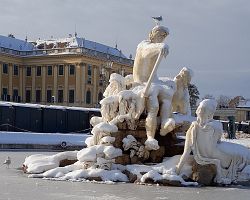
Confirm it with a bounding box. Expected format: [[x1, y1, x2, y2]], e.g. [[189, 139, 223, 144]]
[[0, 34, 133, 107]]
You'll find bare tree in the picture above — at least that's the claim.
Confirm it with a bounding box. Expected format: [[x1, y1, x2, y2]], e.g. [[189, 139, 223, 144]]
[[217, 95, 230, 108], [228, 96, 245, 108], [188, 83, 200, 108]]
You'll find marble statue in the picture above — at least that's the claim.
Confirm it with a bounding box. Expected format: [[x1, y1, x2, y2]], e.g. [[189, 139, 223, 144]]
[[116, 89, 144, 129], [90, 25, 193, 152], [100, 95, 119, 123], [176, 99, 250, 184], [89, 25, 195, 153], [103, 73, 125, 98], [133, 25, 169, 84], [172, 67, 193, 115], [90, 96, 120, 127], [132, 25, 176, 150], [124, 74, 134, 89]]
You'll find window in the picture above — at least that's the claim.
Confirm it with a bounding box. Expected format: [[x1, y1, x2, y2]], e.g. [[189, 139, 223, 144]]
[[58, 65, 64, 76], [13, 89, 18, 102], [2, 88, 8, 101], [13, 89, 18, 97], [26, 90, 31, 103], [87, 76, 92, 84], [36, 90, 41, 103], [36, 66, 41, 76], [58, 90, 63, 103], [3, 63, 8, 74], [47, 90, 52, 103], [69, 90, 74, 103], [247, 111, 250, 121], [26, 67, 31, 76], [13, 65, 18, 76], [99, 71, 103, 86], [47, 66, 52, 75], [2, 88, 8, 95], [88, 65, 92, 76], [69, 65, 75, 75], [98, 92, 103, 103], [86, 90, 91, 104], [87, 65, 92, 84]]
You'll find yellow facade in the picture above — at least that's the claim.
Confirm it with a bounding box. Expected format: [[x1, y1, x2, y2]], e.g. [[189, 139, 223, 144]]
[[0, 39, 133, 108]]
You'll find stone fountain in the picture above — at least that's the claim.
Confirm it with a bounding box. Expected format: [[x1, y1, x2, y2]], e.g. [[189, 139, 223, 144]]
[[22, 24, 250, 186]]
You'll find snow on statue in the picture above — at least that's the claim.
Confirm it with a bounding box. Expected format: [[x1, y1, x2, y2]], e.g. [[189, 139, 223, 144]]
[[132, 25, 176, 150], [91, 25, 194, 151], [103, 73, 125, 98], [92, 25, 175, 150], [172, 67, 193, 115], [176, 99, 250, 184]]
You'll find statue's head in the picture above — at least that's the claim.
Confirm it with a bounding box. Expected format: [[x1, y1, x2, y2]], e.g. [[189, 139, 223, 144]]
[[149, 25, 169, 43], [196, 99, 217, 122], [124, 74, 134, 86], [179, 67, 193, 85], [109, 73, 124, 84]]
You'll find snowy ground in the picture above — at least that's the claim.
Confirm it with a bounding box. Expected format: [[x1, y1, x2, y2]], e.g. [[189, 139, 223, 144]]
[[1, 131, 250, 200], [1, 151, 250, 200], [1, 132, 250, 199], [0, 131, 89, 147]]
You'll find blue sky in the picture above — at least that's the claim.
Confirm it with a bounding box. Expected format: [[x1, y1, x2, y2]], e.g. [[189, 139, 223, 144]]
[[0, 0, 249, 99]]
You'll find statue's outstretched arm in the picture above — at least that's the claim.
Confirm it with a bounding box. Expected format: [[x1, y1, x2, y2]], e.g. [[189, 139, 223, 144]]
[[176, 124, 194, 174]]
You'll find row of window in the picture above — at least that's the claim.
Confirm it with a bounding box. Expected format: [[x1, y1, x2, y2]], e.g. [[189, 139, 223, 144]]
[[2, 65, 94, 85], [1, 88, 102, 105], [26, 65, 76, 77], [2, 63, 19, 75], [1, 64, 91, 77]]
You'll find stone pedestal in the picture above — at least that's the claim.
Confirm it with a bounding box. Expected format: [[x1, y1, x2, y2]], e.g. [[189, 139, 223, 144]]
[[192, 162, 217, 186], [111, 119, 191, 164]]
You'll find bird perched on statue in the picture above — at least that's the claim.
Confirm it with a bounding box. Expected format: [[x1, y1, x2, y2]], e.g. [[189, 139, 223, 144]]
[[3, 156, 11, 168], [152, 16, 163, 25]]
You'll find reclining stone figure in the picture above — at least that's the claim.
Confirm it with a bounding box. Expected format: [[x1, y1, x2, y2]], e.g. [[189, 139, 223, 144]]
[[176, 99, 250, 184]]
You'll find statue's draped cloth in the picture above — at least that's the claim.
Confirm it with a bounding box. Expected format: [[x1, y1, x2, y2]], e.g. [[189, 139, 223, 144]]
[[188, 121, 248, 184]]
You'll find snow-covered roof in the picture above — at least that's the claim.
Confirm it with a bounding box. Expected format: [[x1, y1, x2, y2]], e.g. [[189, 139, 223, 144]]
[[237, 100, 250, 108], [0, 34, 128, 59], [0, 35, 34, 51], [34, 36, 127, 58], [77, 37, 127, 58]]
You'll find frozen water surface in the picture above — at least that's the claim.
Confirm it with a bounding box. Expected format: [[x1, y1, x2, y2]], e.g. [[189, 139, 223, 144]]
[[1, 151, 250, 200]]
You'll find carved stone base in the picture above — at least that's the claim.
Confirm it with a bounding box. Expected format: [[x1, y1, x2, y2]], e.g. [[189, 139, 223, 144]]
[[149, 146, 165, 163], [110, 119, 190, 164], [59, 159, 77, 167], [115, 154, 130, 165], [123, 170, 138, 183], [192, 162, 217, 186]]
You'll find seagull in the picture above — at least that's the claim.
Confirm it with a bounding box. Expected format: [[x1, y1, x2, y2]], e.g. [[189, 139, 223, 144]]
[[152, 16, 163, 25], [3, 156, 11, 168]]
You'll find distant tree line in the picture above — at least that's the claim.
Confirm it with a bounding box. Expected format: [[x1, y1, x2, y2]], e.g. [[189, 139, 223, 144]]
[[201, 94, 245, 109], [187, 83, 245, 109]]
